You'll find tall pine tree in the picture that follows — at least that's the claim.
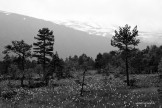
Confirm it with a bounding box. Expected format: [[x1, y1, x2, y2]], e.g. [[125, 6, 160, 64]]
[[33, 28, 54, 85], [111, 24, 140, 86]]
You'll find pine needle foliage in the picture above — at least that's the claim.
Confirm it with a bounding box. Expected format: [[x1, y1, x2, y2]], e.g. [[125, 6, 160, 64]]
[[33, 28, 54, 84]]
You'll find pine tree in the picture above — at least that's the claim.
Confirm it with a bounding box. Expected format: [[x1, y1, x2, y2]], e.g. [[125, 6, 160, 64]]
[[33, 28, 54, 85], [111, 24, 140, 86], [3, 40, 32, 87], [80, 55, 88, 96]]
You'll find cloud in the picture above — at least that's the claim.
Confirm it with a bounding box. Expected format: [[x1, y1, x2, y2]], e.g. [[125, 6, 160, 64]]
[[0, 0, 162, 43], [139, 31, 162, 44]]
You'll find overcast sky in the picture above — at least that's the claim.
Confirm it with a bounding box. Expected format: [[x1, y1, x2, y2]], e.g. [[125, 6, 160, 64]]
[[0, 0, 162, 43]]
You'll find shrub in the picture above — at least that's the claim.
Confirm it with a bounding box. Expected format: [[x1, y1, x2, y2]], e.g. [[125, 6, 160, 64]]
[[129, 78, 136, 86], [123, 78, 137, 87]]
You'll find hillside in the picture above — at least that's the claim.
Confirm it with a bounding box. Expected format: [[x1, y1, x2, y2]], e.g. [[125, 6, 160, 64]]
[[0, 11, 148, 59]]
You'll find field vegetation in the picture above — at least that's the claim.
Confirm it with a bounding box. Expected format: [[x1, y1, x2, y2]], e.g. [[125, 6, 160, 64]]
[[0, 25, 162, 108]]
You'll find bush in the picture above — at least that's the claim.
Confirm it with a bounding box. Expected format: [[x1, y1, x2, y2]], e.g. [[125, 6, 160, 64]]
[[102, 64, 122, 77], [129, 78, 136, 86], [123, 78, 137, 87]]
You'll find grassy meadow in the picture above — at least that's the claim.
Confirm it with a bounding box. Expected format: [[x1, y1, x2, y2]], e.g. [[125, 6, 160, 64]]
[[0, 71, 161, 108]]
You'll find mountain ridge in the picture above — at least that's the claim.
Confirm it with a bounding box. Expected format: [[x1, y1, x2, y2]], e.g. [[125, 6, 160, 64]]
[[0, 11, 149, 60]]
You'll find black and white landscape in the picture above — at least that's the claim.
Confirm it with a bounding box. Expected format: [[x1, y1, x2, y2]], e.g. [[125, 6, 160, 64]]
[[0, 0, 162, 108]]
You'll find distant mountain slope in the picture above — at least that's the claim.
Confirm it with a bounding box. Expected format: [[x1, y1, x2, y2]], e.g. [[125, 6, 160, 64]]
[[0, 11, 148, 59]]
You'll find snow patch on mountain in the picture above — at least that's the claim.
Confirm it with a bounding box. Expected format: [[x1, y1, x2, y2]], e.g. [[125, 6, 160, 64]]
[[53, 19, 162, 44], [53, 19, 116, 37]]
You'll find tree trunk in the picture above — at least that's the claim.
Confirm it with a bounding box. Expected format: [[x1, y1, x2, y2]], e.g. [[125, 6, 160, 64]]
[[28, 75, 32, 87], [43, 39, 48, 86], [80, 69, 87, 96], [45, 72, 49, 86], [21, 55, 25, 87], [21, 75, 24, 87], [126, 55, 129, 86], [126, 45, 130, 86], [8, 77, 11, 87]]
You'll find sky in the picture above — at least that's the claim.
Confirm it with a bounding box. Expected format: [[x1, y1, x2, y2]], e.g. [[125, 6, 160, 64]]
[[0, 0, 162, 43]]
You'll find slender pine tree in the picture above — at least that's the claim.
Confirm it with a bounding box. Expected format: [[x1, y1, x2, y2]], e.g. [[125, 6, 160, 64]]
[[33, 28, 54, 85], [111, 24, 140, 86]]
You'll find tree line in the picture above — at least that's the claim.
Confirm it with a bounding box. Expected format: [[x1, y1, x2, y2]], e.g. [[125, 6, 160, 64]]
[[0, 25, 162, 87]]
